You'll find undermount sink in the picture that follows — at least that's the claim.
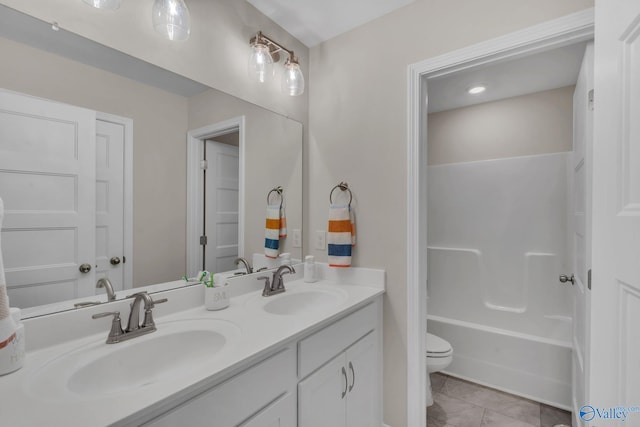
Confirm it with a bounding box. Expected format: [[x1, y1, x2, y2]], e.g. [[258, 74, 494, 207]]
[[261, 287, 348, 316], [27, 318, 240, 400]]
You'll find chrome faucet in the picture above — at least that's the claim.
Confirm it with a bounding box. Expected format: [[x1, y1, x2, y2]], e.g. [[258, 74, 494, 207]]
[[234, 257, 253, 274], [126, 292, 159, 332], [258, 265, 295, 297], [96, 278, 117, 302], [92, 291, 167, 344]]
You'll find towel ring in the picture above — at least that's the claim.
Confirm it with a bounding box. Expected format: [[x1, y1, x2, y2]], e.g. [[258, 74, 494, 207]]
[[329, 182, 352, 206], [267, 186, 283, 205]]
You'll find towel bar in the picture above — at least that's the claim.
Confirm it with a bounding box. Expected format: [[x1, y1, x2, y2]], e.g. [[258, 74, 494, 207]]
[[330, 182, 353, 206], [267, 186, 283, 205]]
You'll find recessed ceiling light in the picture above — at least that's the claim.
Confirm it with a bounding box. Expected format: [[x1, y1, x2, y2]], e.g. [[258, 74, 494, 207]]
[[468, 85, 486, 95]]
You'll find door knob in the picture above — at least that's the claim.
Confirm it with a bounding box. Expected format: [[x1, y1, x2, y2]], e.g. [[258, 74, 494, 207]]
[[110, 257, 121, 266], [79, 263, 92, 273], [559, 274, 575, 285]]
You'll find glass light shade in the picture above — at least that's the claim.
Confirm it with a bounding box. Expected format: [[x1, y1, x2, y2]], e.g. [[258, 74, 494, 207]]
[[281, 61, 304, 96], [248, 44, 274, 83], [82, 0, 121, 9], [152, 0, 191, 41]]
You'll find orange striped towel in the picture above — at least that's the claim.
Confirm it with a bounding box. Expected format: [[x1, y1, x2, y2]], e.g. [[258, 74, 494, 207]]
[[265, 204, 281, 259], [327, 205, 356, 267], [279, 204, 287, 238]]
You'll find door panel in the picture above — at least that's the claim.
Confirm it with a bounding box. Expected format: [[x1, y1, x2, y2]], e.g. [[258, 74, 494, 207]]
[[590, 1, 640, 425], [95, 119, 125, 292], [345, 332, 378, 427], [571, 42, 593, 427], [0, 89, 96, 306], [204, 140, 239, 273]]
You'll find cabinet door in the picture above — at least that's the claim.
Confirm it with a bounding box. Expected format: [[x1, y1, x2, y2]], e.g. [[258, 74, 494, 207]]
[[298, 353, 347, 427], [345, 332, 378, 427]]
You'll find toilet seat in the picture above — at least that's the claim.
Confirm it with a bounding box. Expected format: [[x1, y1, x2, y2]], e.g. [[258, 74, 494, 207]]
[[426, 332, 452, 358]]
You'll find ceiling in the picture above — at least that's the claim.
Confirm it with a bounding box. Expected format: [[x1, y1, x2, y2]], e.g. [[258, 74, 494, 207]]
[[247, 0, 416, 47], [427, 41, 589, 113]]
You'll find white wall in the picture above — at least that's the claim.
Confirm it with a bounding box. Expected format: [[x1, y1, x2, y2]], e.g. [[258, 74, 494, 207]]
[[308, 1, 592, 425], [428, 86, 575, 165]]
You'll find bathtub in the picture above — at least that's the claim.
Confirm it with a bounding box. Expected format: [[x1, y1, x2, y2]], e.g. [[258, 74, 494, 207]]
[[427, 153, 574, 409], [428, 314, 572, 409]]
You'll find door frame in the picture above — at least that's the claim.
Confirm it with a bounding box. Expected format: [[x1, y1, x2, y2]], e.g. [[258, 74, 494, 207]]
[[405, 9, 594, 426], [186, 117, 245, 277], [96, 111, 134, 290]]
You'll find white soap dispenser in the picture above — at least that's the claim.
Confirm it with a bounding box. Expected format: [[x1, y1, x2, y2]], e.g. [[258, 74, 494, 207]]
[[304, 255, 317, 283]]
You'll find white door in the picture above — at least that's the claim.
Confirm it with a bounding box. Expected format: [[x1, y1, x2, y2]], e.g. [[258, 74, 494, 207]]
[[571, 42, 594, 427], [204, 140, 239, 273], [565, 43, 593, 427], [95, 119, 125, 292], [0, 89, 96, 307], [588, 1, 640, 425], [298, 353, 347, 427]]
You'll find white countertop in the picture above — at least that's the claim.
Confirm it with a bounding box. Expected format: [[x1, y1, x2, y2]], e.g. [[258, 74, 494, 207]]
[[0, 265, 384, 426]]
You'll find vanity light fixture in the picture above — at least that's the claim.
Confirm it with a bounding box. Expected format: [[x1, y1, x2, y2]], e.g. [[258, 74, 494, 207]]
[[82, 0, 121, 10], [152, 0, 191, 41], [468, 85, 487, 95], [249, 31, 305, 96], [82, 0, 191, 41]]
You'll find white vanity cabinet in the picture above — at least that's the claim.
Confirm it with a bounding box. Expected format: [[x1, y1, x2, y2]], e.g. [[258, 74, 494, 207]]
[[142, 347, 297, 427], [137, 298, 382, 427], [297, 301, 382, 427]]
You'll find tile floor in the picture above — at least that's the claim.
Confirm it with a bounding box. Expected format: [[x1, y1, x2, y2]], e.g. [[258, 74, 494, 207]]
[[427, 373, 573, 427]]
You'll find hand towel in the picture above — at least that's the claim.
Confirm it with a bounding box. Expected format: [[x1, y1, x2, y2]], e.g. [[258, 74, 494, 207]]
[[279, 204, 287, 238], [327, 205, 356, 267], [0, 198, 18, 346], [265, 204, 281, 259]]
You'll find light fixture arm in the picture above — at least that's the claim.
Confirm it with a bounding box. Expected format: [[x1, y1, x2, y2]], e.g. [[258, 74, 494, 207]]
[[250, 31, 298, 64]]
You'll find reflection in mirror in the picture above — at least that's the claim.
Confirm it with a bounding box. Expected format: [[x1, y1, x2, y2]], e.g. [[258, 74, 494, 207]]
[[0, 6, 303, 318]]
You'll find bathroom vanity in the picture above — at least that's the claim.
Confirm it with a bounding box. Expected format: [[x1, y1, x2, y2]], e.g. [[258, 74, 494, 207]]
[[0, 265, 384, 426]]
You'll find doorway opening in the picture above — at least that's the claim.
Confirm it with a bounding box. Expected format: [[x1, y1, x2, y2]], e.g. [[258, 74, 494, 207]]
[[186, 117, 245, 279], [406, 10, 594, 427]]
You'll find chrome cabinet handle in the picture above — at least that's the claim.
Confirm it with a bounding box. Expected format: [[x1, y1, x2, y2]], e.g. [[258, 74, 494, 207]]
[[79, 263, 92, 273], [559, 274, 575, 285], [341, 366, 348, 399], [348, 361, 355, 392], [110, 257, 121, 265]]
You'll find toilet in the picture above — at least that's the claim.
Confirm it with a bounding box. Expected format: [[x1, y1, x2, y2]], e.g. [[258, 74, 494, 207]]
[[426, 332, 453, 373]]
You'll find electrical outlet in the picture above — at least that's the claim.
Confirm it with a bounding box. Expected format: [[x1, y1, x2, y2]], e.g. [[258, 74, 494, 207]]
[[292, 229, 302, 248], [315, 230, 326, 250]]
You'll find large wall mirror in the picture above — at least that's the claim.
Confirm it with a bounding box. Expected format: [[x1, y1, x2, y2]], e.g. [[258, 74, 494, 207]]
[[0, 5, 303, 318]]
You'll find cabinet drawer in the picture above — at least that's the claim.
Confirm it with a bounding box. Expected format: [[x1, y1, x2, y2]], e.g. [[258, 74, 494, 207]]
[[240, 391, 296, 427], [298, 303, 376, 379], [144, 346, 296, 427]]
